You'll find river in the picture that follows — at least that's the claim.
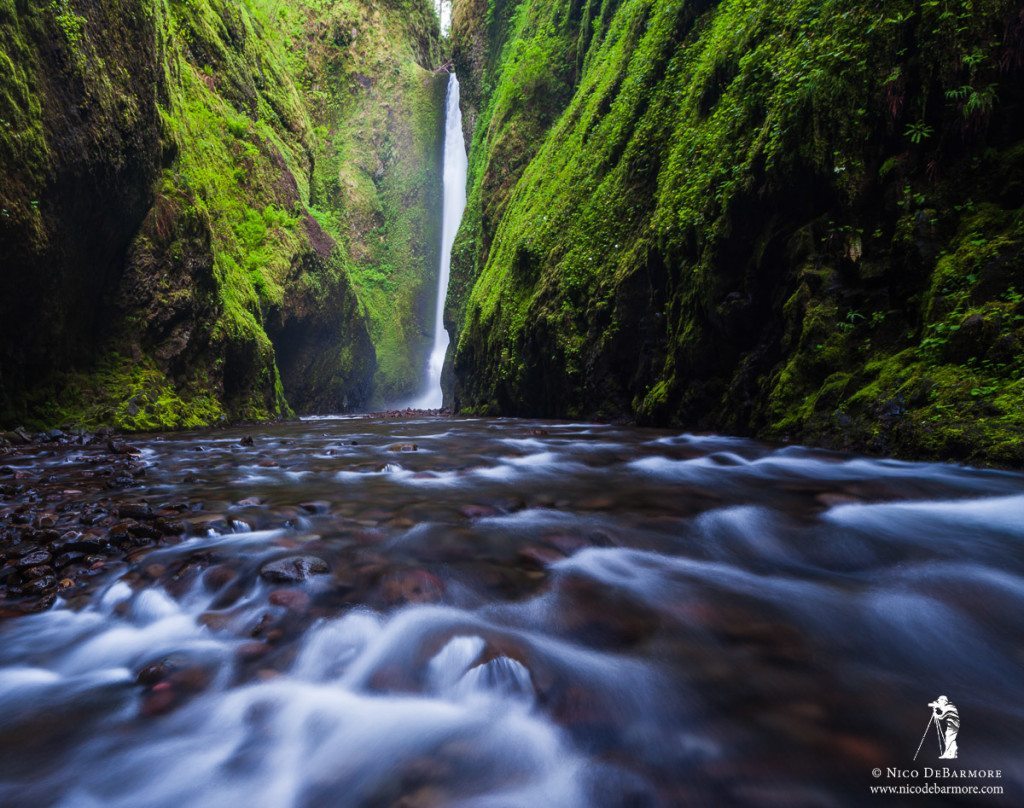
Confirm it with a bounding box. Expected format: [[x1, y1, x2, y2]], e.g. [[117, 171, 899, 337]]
[[0, 416, 1022, 806]]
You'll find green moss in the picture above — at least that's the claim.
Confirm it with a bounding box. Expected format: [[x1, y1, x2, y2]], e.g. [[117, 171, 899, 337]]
[[0, 1, 49, 217], [276, 0, 444, 403], [25, 354, 226, 432], [1, 0, 442, 430], [449, 0, 1024, 464]]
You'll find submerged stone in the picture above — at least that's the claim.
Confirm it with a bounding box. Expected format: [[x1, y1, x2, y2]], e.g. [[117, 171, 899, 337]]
[[259, 555, 330, 584]]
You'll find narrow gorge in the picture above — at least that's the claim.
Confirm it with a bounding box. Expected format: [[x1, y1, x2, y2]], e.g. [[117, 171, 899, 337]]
[[1, 2, 1023, 807], [2, 0, 1022, 467]]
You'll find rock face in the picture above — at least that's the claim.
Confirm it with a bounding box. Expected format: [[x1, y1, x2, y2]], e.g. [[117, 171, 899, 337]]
[[448, 0, 1024, 466], [0, 0, 445, 429]]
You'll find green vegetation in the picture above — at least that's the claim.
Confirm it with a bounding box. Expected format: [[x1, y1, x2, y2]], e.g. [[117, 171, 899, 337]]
[[284, 0, 446, 402], [0, 0, 444, 429], [449, 0, 1024, 465], [3, 0, 1021, 465], [26, 354, 226, 432]]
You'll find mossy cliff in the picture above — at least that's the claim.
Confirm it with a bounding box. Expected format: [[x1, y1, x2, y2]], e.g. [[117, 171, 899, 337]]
[[0, 0, 444, 430], [447, 0, 1024, 465]]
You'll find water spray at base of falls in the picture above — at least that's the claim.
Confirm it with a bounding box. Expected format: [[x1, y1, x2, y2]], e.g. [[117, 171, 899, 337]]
[[411, 73, 468, 410]]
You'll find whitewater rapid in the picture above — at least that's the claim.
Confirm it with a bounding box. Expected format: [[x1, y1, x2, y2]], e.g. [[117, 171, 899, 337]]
[[0, 418, 1022, 805]]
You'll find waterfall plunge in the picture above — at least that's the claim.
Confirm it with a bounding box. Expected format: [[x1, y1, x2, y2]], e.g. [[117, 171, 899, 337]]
[[411, 73, 468, 410]]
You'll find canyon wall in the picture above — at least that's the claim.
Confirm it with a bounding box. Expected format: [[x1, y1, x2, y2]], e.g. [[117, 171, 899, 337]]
[[448, 0, 1024, 465], [0, 0, 444, 428]]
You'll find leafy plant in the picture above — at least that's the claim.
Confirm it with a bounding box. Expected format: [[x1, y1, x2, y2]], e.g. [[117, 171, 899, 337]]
[[904, 121, 934, 143]]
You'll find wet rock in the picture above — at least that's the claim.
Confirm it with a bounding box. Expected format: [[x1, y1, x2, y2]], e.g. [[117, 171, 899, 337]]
[[155, 518, 187, 535], [1, 428, 32, 445], [387, 443, 418, 452], [144, 564, 167, 580], [239, 436, 255, 446], [187, 514, 229, 533], [257, 459, 279, 468], [106, 439, 139, 456], [518, 545, 564, 567], [137, 660, 174, 686], [815, 492, 860, 508], [79, 510, 108, 526], [299, 501, 330, 514], [545, 533, 588, 554], [64, 536, 111, 554], [198, 612, 233, 631], [10, 543, 41, 558], [53, 551, 85, 568], [51, 531, 82, 551], [117, 503, 154, 520], [203, 565, 236, 589], [381, 569, 445, 605], [23, 528, 60, 544], [108, 521, 138, 542], [140, 684, 178, 717], [259, 555, 330, 583], [236, 642, 270, 660], [15, 549, 52, 568], [459, 504, 498, 519], [22, 576, 56, 594], [269, 589, 311, 611], [237, 497, 263, 507], [128, 522, 162, 540]]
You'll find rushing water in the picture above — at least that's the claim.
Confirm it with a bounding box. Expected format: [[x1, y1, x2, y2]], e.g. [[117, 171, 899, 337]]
[[1, 417, 1023, 806], [411, 74, 468, 410]]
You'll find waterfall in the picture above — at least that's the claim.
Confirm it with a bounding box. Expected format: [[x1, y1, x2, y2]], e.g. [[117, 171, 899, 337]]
[[435, 1, 453, 36], [412, 73, 468, 409]]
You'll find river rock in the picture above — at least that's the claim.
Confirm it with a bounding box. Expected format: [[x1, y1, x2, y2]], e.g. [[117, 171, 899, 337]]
[[106, 439, 139, 456], [53, 551, 85, 568], [117, 503, 154, 520], [155, 518, 187, 535], [518, 545, 564, 567], [381, 569, 445, 605], [269, 588, 311, 611], [259, 555, 330, 583], [459, 504, 498, 519], [22, 576, 56, 594], [16, 549, 52, 568]]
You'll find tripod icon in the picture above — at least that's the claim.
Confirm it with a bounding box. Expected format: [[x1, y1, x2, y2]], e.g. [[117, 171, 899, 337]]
[[913, 695, 959, 761]]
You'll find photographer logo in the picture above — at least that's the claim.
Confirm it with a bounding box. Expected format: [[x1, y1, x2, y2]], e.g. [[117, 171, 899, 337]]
[[914, 695, 959, 761]]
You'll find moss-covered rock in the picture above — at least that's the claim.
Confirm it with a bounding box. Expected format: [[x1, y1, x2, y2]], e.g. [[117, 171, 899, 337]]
[[0, 0, 444, 429], [449, 0, 1024, 466]]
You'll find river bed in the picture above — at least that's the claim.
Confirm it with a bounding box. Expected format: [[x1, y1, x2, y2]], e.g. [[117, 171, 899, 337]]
[[1, 416, 1022, 806]]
